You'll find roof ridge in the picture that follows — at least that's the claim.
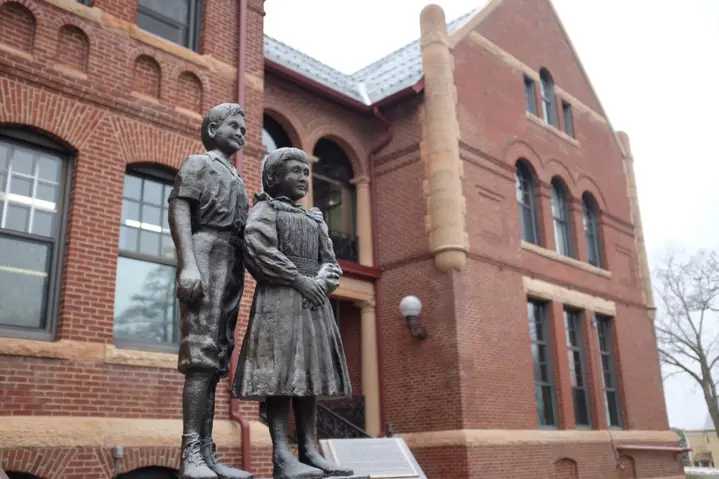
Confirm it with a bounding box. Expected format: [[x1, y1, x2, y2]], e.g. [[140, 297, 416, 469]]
[[349, 9, 476, 80]]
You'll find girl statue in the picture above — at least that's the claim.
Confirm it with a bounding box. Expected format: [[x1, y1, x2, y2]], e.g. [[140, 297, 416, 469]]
[[233, 147, 357, 479]]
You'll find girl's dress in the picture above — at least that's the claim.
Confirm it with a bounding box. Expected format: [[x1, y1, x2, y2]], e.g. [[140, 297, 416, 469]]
[[232, 192, 352, 400]]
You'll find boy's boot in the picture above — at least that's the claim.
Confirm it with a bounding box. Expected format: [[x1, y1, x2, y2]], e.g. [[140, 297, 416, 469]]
[[181, 433, 218, 479], [201, 376, 254, 479]]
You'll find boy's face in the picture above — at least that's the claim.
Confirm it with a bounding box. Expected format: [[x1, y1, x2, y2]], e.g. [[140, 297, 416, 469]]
[[275, 159, 310, 201], [209, 113, 246, 155]]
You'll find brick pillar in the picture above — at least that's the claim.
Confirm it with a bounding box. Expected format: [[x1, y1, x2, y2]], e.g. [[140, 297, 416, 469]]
[[584, 310, 608, 429], [550, 301, 575, 429], [537, 182, 556, 251], [571, 199, 588, 262]]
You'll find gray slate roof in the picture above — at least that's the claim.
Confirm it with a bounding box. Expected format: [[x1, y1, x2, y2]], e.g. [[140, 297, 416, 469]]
[[264, 10, 476, 106]]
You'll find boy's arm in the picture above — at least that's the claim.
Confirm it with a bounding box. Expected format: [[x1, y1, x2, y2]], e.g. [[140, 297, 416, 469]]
[[168, 155, 206, 302]]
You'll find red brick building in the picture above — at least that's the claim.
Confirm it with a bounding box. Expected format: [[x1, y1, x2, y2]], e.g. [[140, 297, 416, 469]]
[[0, 0, 683, 478]]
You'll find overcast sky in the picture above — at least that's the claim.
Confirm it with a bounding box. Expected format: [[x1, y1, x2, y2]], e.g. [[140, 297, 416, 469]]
[[264, 0, 719, 430]]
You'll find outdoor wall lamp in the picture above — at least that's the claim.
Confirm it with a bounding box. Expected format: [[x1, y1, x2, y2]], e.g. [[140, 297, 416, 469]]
[[399, 295, 428, 340]]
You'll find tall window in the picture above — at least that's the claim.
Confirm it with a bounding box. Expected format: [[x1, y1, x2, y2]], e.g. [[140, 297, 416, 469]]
[[583, 193, 603, 268], [0, 131, 70, 340], [136, 0, 202, 52], [528, 300, 557, 427], [562, 101, 575, 138], [113, 167, 179, 350], [262, 114, 292, 157], [597, 315, 622, 427], [516, 162, 540, 245], [524, 75, 538, 116], [551, 178, 573, 257], [565, 309, 591, 427], [540, 68, 558, 127], [313, 139, 357, 262]]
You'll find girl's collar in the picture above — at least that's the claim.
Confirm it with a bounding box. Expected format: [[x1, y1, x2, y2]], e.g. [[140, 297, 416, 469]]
[[254, 191, 323, 222]]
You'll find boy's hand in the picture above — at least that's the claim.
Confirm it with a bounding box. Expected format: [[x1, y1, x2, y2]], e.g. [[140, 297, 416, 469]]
[[177, 266, 203, 302]]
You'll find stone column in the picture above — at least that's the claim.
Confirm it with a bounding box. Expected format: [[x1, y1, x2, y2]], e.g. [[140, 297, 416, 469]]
[[358, 300, 381, 436], [300, 155, 319, 209], [617, 131, 655, 321], [419, 4, 468, 272], [352, 176, 373, 266]]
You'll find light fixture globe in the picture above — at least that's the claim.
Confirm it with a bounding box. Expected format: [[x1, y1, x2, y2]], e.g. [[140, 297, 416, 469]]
[[399, 295, 422, 318]]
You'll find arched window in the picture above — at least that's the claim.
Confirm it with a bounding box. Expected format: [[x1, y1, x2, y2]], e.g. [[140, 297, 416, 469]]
[[313, 138, 357, 262], [551, 178, 573, 257], [113, 164, 179, 350], [583, 193, 603, 267], [516, 161, 540, 245], [6, 472, 42, 479], [262, 114, 292, 156], [539, 68, 558, 128], [0, 127, 72, 341]]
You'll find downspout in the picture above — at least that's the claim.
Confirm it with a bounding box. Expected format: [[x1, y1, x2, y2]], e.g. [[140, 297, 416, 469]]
[[230, 0, 252, 472], [369, 105, 392, 435]]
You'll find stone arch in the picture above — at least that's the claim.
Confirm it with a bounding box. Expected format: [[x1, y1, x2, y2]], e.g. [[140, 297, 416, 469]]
[[117, 466, 178, 479], [576, 174, 608, 212], [544, 158, 577, 196], [263, 107, 303, 150], [0, 1, 36, 53], [176, 71, 203, 113], [617, 455, 636, 479], [56, 24, 89, 72], [115, 447, 180, 475], [553, 457, 578, 479], [503, 138, 544, 174], [0, 81, 104, 151], [306, 126, 367, 178], [132, 54, 162, 99]]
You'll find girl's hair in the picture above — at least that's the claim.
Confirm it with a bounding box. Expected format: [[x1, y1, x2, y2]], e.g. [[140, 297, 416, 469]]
[[200, 103, 245, 150], [262, 147, 309, 194]]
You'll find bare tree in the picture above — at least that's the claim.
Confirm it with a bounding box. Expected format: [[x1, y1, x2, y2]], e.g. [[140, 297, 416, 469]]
[[654, 246, 719, 438]]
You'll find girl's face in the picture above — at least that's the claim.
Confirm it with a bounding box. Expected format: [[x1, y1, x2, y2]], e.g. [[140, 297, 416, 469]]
[[275, 159, 310, 201]]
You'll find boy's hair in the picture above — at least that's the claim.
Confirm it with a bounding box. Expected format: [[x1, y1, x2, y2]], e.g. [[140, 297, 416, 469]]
[[200, 103, 245, 150], [262, 147, 309, 194]]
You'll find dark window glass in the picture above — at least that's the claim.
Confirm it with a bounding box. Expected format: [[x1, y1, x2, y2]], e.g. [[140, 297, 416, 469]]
[[540, 68, 558, 127], [137, 0, 201, 52], [313, 139, 357, 262], [562, 101, 575, 137], [516, 163, 540, 245], [551, 179, 573, 257], [113, 172, 179, 349], [565, 309, 591, 427], [524, 75, 537, 115], [597, 315, 622, 427], [528, 300, 557, 427], [75, 0, 92, 5], [583, 194, 603, 268], [0, 136, 68, 339]]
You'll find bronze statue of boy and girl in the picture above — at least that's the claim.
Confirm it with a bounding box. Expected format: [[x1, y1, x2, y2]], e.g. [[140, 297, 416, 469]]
[[167, 103, 361, 479]]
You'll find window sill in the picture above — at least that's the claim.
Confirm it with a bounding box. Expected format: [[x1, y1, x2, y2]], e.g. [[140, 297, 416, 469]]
[[0, 337, 176, 369], [52, 63, 88, 80], [526, 112, 579, 148], [521, 241, 611, 279], [175, 106, 203, 122], [104, 344, 177, 369], [0, 42, 34, 62], [131, 91, 161, 104]]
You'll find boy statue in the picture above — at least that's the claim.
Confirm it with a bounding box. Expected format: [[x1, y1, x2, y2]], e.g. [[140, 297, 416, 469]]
[[168, 103, 253, 479]]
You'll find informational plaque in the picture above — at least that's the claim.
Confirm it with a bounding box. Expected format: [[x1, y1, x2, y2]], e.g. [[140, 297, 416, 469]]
[[319, 438, 427, 479]]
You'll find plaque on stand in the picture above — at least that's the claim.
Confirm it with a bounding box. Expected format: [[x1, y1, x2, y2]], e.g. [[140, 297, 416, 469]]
[[319, 438, 427, 479]]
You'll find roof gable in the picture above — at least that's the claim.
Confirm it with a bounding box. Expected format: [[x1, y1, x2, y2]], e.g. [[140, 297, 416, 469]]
[[469, 0, 606, 115], [263, 9, 477, 106]]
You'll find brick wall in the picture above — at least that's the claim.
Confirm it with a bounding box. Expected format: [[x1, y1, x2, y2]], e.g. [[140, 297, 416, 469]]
[[0, 0, 266, 476]]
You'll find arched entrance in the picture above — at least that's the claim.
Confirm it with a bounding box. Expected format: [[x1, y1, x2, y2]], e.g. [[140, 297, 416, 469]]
[[116, 466, 178, 479]]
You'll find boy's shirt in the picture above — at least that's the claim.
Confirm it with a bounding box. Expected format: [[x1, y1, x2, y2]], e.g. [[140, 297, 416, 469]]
[[169, 152, 249, 235]]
